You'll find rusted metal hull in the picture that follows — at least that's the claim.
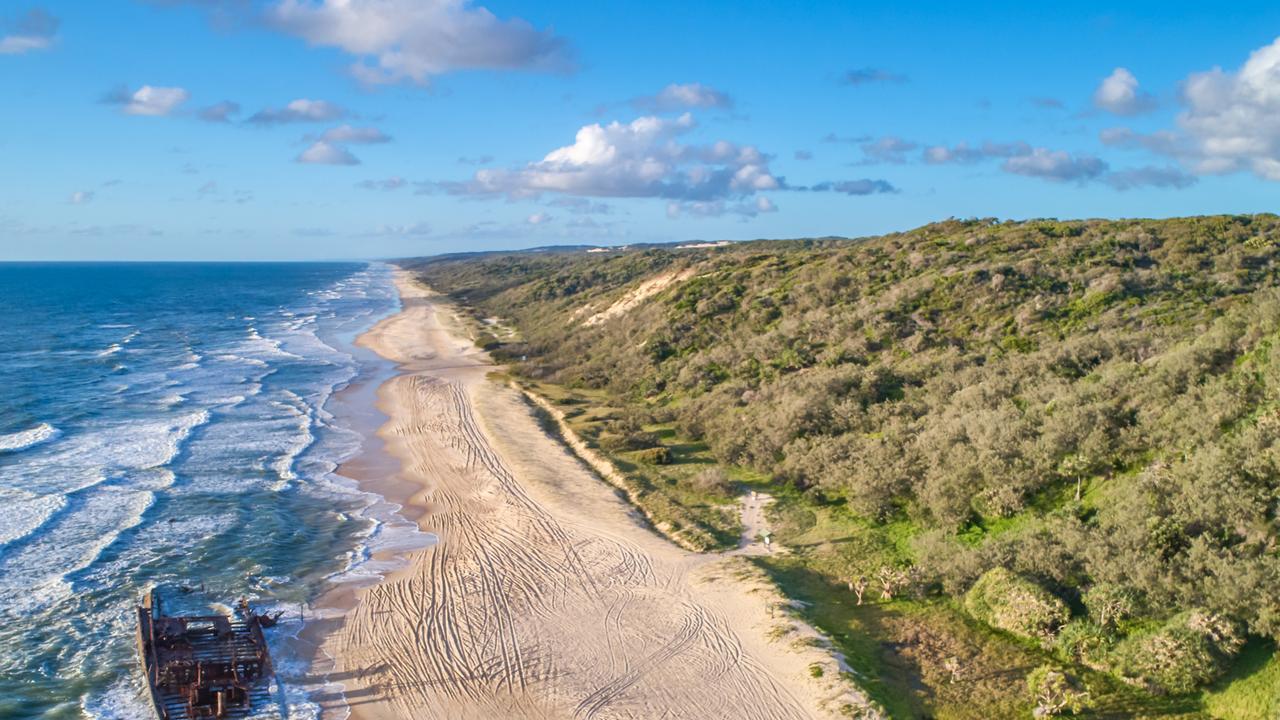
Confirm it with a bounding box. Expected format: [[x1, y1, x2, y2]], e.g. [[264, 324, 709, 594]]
[[136, 590, 277, 719]]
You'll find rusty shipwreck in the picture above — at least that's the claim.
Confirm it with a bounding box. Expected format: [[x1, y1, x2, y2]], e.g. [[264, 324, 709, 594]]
[[136, 589, 280, 719]]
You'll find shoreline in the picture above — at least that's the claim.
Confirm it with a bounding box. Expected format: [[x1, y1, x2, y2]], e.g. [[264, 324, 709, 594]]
[[305, 269, 880, 719]]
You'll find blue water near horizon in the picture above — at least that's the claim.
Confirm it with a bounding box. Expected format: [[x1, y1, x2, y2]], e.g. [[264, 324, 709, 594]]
[[0, 262, 429, 719]]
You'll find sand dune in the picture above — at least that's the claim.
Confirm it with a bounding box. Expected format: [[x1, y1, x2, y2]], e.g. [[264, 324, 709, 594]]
[[316, 273, 879, 719]]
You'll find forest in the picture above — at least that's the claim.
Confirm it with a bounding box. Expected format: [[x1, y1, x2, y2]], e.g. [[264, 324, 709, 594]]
[[403, 215, 1280, 718]]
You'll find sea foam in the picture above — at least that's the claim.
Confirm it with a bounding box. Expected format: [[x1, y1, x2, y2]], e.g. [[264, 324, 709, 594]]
[[0, 423, 61, 453]]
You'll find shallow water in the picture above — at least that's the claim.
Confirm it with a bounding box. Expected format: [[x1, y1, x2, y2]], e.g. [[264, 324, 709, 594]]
[[0, 262, 428, 719]]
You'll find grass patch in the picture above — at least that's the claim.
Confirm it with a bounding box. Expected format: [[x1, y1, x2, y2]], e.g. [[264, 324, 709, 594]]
[[1203, 639, 1280, 720]]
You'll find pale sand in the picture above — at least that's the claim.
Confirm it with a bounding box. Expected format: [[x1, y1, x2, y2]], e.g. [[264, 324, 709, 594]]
[[314, 271, 880, 719]]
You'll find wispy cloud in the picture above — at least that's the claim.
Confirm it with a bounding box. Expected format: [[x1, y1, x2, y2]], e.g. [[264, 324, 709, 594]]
[[0, 8, 58, 55], [198, 100, 241, 123], [102, 85, 190, 116], [1103, 166, 1197, 190], [805, 179, 898, 195], [356, 176, 407, 191], [68, 190, 93, 205], [249, 98, 347, 124], [839, 67, 907, 86], [317, 124, 391, 144], [631, 83, 733, 112], [857, 136, 918, 164]]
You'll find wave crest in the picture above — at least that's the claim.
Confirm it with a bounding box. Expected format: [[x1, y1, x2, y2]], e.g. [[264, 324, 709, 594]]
[[0, 423, 61, 453]]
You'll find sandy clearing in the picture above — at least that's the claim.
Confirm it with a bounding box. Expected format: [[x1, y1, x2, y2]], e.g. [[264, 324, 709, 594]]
[[313, 272, 882, 719], [582, 268, 696, 326]]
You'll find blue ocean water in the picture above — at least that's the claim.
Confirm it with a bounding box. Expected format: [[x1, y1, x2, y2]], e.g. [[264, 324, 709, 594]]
[[0, 262, 426, 718]]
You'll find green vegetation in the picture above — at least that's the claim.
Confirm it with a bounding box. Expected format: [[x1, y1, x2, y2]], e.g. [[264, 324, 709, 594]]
[[404, 215, 1280, 717]]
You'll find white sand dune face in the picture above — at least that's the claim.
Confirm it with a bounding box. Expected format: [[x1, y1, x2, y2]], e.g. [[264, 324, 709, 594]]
[[322, 274, 878, 720]]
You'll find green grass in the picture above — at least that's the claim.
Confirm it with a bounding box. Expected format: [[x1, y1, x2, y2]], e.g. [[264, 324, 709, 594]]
[[1203, 640, 1280, 720]]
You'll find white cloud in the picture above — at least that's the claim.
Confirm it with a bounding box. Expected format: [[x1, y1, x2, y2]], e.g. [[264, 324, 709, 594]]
[[68, 190, 93, 205], [633, 83, 733, 112], [525, 212, 552, 225], [297, 141, 359, 165], [1094, 67, 1157, 115], [318, 124, 391, 144], [105, 85, 190, 116], [249, 98, 346, 124], [436, 113, 783, 211], [0, 9, 58, 55], [1177, 36, 1280, 180], [1002, 148, 1109, 182], [266, 0, 570, 85]]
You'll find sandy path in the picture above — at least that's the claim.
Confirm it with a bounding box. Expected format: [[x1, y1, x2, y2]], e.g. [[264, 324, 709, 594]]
[[316, 272, 879, 719]]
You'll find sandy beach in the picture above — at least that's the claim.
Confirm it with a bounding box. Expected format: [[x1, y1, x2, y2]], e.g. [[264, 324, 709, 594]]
[[311, 271, 876, 719]]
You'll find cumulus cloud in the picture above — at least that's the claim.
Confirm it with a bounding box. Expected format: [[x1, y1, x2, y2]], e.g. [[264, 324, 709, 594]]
[[1094, 67, 1157, 115], [0, 8, 58, 55], [632, 82, 733, 112], [297, 141, 359, 165], [249, 98, 346, 124], [434, 113, 783, 213], [840, 67, 907, 86], [356, 176, 407, 191], [198, 100, 240, 122], [103, 85, 191, 116], [1176, 36, 1280, 180], [859, 136, 918, 164], [318, 124, 391, 143], [266, 0, 570, 85]]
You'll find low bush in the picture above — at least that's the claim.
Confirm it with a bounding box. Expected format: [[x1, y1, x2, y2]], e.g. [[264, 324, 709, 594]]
[[1109, 610, 1243, 694], [689, 467, 733, 495], [1026, 665, 1090, 717], [963, 567, 1069, 641], [1054, 619, 1113, 669], [633, 446, 672, 465]]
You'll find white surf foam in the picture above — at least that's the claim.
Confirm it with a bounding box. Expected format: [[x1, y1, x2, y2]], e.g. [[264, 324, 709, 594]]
[[0, 422, 61, 453]]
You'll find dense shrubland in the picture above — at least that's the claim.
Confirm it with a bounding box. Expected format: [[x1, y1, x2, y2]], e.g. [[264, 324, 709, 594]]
[[405, 215, 1280, 710]]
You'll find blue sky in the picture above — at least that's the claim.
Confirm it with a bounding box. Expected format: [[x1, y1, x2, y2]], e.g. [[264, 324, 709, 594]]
[[1, 1, 1278, 260]]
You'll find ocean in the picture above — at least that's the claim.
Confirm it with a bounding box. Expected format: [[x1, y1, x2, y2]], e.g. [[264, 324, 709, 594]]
[[0, 262, 428, 719]]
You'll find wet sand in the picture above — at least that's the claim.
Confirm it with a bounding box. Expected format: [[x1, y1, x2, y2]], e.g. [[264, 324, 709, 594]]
[[309, 271, 879, 719]]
